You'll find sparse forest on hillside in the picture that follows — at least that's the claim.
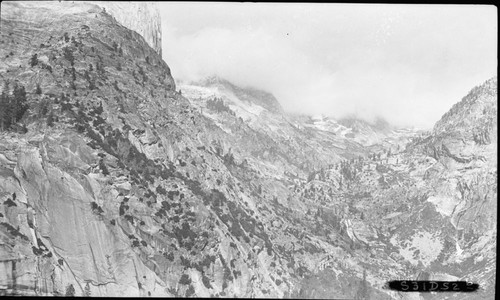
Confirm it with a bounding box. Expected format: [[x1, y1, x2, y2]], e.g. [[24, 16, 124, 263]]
[[0, 1, 496, 299]]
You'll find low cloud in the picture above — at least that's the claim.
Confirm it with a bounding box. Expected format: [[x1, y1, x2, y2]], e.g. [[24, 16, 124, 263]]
[[160, 4, 497, 129]]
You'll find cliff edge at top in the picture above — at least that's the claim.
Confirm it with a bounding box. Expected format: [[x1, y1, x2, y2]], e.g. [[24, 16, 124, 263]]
[[81, 1, 162, 56]]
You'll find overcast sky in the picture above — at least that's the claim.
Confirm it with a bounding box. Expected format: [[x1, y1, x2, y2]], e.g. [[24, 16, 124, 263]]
[[159, 3, 497, 129]]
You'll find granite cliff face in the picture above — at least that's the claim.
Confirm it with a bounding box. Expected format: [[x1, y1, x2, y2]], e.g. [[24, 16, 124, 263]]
[[84, 1, 163, 57], [0, 1, 496, 298], [1, 1, 176, 296]]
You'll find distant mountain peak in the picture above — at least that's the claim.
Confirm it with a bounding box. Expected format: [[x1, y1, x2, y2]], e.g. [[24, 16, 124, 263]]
[[192, 75, 284, 114], [337, 115, 393, 133]]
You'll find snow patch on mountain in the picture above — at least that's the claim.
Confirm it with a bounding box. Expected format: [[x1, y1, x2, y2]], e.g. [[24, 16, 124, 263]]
[[427, 195, 460, 217], [391, 232, 444, 267], [180, 83, 265, 123]]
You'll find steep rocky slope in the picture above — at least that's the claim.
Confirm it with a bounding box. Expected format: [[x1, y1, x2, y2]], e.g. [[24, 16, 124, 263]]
[[178, 76, 412, 170], [288, 77, 497, 299], [0, 2, 376, 297], [0, 1, 496, 299], [82, 1, 163, 56], [193, 76, 285, 114]]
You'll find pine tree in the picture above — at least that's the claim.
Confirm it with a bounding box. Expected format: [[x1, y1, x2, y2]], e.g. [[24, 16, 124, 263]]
[[63, 47, 74, 65], [47, 112, 55, 127], [0, 106, 6, 131], [37, 98, 49, 117], [0, 86, 10, 131], [65, 284, 75, 297], [30, 53, 39, 67], [11, 83, 28, 124], [83, 282, 91, 296], [36, 83, 42, 95]]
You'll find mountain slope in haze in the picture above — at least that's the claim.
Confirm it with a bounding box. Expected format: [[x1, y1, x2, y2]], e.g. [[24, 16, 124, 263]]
[[180, 75, 497, 299], [289, 77, 497, 299], [0, 2, 380, 297], [179, 76, 423, 174], [194, 76, 284, 114], [0, 1, 496, 299], [425, 77, 497, 169]]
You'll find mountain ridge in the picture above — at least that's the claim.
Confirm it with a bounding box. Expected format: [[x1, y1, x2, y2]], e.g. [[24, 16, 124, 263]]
[[184, 75, 284, 115], [0, 2, 496, 299], [80, 1, 162, 56]]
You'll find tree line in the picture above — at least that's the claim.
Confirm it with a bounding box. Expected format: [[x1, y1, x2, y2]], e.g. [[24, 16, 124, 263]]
[[206, 97, 235, 116], [0, 81, 29, 131]]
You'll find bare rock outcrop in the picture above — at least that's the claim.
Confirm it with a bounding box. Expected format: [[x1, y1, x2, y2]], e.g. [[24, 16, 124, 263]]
[[83, 1, 163, 57]]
